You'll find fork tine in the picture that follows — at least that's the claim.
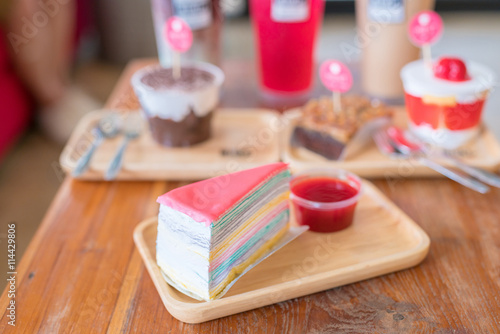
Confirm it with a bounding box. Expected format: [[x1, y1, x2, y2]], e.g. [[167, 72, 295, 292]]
[[373, 129, 395, 155]]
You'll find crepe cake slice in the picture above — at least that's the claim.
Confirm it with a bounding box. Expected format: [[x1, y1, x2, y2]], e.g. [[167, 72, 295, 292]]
[[156, 162, 291, 301]]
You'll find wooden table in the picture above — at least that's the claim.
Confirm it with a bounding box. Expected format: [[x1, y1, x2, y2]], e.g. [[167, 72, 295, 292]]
[[1, 60, 499, 333]]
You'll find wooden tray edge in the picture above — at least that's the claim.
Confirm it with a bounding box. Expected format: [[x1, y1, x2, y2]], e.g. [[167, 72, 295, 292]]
[[133, 181, 431, 324], [61, 109, 283, 181], [59, 110, 106, 175], [281, 109, 500, 177]]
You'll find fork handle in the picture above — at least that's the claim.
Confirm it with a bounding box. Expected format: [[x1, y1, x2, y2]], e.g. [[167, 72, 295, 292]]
[[72, 138, 101, 177], [440, 157, 500, 188], [105, 137, 130, 181], [419, 157, 490, 194]]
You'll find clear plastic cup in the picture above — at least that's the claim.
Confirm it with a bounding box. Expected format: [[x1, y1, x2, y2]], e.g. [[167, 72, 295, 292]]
[[131, 61, 224, 147], [401, 59, 495, 149], [150, 0, 222, 66], [290, 168, 363, 233]]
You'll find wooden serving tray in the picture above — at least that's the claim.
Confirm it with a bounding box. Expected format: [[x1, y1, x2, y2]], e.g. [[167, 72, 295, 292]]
[[133, 181, 430, 324], [60, 109, 281, 180], [282, 107, 500, 178]]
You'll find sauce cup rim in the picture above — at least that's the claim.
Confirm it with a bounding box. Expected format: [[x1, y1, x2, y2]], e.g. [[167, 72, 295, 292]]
[[290, 168, 363, 210]]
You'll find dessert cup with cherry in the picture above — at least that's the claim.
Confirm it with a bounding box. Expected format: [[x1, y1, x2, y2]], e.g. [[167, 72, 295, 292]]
[[401, 57, 495, 149]]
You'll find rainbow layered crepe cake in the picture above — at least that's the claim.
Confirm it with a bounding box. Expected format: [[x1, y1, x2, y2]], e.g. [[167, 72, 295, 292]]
[[156, 163, 291, 301]]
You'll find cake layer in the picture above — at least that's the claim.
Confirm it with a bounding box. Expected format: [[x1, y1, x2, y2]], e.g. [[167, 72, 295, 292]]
[[157, 247, 210, 294], [157, 226, 208, 269], [157, 259, 210, 301], [158, 200, 289, 301], [207, 171, 290, 289], [211, 171, 290, 246], [210, 195, 289, 264], [156, 206, 212, 299], [158, 205, 211, 257], [156, 163, 292, 301], [210, 222, 289, 299], [157, 162, 289, 225], [210, 208, 289, 291]]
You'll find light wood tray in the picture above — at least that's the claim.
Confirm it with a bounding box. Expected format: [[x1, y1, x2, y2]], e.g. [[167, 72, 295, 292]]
[[60, 109, 281, 180], [133, 181, 430, 324], [282, 107, 500, 178]]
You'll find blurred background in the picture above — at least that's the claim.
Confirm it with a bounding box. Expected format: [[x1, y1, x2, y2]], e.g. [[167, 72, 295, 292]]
[[1, 0, 499, 271]]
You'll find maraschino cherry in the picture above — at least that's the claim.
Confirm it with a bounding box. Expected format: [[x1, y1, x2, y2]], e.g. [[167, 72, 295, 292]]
[[433, 57, 470, 82]]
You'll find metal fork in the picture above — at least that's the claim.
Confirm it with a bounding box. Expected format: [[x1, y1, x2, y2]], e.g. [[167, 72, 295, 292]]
[[373, 129, 490, 194], [72, 113, 121, 177], [104, 113, 143, 180], [386, 126, 500, 188]]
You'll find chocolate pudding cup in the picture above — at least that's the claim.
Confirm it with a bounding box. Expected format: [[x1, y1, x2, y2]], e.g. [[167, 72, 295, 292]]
[[131, 61, 224, 147]]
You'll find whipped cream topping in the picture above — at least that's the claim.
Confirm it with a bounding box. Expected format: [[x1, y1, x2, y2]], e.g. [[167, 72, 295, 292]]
[[131, 62, 224, 122], [401, 59, 495, 103]]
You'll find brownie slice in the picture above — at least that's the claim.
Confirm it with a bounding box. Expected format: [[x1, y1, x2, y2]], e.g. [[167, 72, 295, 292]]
[[291, 126, 347, 160], [292, 96, 392, 160]]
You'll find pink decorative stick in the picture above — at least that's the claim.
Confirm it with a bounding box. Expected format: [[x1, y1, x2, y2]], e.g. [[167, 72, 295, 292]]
[[319, 60, 353, 114], [164, 17, 193, 79], [408, 11, 443, 68]]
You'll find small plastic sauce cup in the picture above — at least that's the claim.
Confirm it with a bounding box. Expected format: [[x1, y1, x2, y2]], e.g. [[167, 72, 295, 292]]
[[290, 169, 363, 233]]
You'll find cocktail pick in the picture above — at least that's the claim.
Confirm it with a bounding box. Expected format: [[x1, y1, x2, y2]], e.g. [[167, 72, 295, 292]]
[[319, 60, 353, 115], [408, 11, 443, 69], [164, 17, 193, 79]]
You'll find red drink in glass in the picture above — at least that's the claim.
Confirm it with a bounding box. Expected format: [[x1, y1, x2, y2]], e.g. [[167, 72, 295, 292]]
[[250, 0, 325, 97]]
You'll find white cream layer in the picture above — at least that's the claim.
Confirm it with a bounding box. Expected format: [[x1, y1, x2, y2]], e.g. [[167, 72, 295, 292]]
[[131, 62, 224, 122], [409, 122, 480, 149], [157, 205, 211, 299], [401, 59, 495, 103]]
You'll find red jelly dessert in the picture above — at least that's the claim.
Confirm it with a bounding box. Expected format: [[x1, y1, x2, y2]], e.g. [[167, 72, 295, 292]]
[[290, 169, 362, 233], [405, 93, 485, 131], [401, 58, 495, 149]]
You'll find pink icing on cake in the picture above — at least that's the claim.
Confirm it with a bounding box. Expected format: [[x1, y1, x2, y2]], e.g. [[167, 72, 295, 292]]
[[157, 163, 289, 225]]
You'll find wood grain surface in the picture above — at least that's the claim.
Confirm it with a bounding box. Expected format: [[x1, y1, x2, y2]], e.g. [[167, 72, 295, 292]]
[[0, 59, 499, 333], [134, 180, 430, 324]]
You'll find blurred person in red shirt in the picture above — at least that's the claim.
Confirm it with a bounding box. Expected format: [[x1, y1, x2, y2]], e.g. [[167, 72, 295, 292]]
[[1, 0, 98, 158], [0, 1, 32, 159]]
